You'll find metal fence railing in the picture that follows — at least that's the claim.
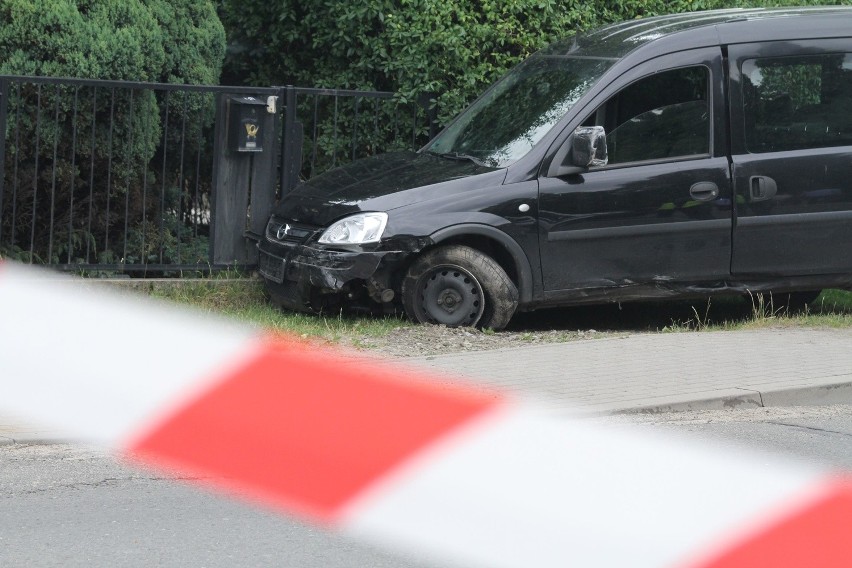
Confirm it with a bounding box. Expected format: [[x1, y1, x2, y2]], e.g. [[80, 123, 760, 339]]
[[0, 76, 438, 275], [279, 85, 438, 196]]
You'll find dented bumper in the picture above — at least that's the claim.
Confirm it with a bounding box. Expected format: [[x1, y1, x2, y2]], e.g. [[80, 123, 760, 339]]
[[257, 239, 411, 311]]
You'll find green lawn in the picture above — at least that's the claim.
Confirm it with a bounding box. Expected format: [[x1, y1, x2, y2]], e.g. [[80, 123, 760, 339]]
[[750, 289, 852, 329], [145, 278, 412, 341], [144, 278, 852, 339]]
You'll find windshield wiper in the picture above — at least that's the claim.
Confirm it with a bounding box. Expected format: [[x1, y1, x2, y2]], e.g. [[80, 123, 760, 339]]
[[427, 151, 488, 167]]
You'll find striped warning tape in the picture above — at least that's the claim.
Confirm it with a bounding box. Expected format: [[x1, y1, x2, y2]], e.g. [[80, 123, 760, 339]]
[[1, 261, 851, 567]]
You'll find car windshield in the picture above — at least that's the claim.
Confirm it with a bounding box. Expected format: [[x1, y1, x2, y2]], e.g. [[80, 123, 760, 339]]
[[425, 55, 616, 167]]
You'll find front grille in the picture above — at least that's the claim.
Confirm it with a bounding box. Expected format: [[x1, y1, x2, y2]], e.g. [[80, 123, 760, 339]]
[[266, 217, 320, 244], [258, 250, 286, 283]]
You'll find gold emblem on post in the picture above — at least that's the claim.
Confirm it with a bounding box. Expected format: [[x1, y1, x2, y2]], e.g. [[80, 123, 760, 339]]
[[245, 123, 259, 138]]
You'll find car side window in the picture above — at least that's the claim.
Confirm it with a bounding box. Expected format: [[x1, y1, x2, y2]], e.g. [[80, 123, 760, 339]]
[[584, 66, 710, 165], [742, 53, 852, 153]]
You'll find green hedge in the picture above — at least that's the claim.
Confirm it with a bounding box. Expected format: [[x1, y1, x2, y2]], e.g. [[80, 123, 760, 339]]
[[0, 0, 226, 266], [218, 0, 851, 123], [0, 0, 225, 83]]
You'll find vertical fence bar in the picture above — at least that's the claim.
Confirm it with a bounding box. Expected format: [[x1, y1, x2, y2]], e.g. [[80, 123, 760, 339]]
[[411, 104, 418, 149], [428, 93, 439, 140], [393, 102, 399, 152], [351, 97, 359, 162], [331, 95, 339, 167], [207, 92, 222, 267], [28, 84, 42, 263], [159, 90, 170, 264], [103, 88, 115, 259], [192, 113, 202, 238], [0, 78, 8, 246], [0, 79, 8, 248], [373, 98, 380, 155], [140, 91, 150, 272], [279, 85, 298, 196], [123, 89, 135, 264], [67, 86, 79, 264], [310, 94, 319, 178], [86, 87, 97, 263], [47, 84, 61, 263], [9, 82, 22, 248], [176, 93, 188, 263]]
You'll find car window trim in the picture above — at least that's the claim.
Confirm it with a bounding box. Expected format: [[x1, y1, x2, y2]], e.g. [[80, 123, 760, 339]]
[[592, 152, 713, 172]]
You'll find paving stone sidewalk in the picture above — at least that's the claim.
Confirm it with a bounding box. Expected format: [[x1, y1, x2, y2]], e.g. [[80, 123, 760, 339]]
[[3, 327, 852, 443], [405, 327, 852, 414]]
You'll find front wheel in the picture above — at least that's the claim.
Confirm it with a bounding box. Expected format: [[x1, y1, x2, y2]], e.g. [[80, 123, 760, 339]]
[[401, 245, 518, 330]]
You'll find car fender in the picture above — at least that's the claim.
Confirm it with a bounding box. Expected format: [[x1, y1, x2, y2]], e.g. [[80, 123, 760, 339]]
[[429, 223, 534, 305]]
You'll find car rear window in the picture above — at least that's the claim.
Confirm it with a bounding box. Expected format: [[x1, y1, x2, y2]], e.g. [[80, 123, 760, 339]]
[[742, 53, 852, 153]]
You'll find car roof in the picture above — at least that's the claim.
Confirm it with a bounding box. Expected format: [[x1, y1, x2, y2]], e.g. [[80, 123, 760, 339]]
[[541, 7, 852, 60]]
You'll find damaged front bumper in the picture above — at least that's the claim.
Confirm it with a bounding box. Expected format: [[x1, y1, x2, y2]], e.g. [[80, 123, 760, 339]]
[[257, 239, 412, 312]]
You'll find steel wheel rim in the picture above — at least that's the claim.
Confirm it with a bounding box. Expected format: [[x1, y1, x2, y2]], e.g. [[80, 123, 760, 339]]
[[415, 264, 484, 326]]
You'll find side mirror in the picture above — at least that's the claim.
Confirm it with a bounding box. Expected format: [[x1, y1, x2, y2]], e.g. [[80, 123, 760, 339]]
[[548, 126, 609, 177], [572, 126, 608, 168]]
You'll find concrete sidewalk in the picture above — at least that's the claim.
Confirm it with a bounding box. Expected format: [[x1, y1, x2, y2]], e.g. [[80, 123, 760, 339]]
[[407, 327, 852, 414], [3, 327, 852, 443]]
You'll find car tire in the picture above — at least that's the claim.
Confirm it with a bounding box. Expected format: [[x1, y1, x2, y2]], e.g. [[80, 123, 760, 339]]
[[401, 245, 518, 330]]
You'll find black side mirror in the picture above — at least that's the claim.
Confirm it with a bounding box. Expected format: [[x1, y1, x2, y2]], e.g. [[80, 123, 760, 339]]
[[572, 126, 608, 168], [548, 126, 609, 177]]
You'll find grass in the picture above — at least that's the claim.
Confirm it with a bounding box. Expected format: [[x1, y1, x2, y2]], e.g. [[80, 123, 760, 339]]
[[144, 278, 412, 341], [745, 289, 852, 329], [661, 289, 852, 333], [138, 277, 852, 340]]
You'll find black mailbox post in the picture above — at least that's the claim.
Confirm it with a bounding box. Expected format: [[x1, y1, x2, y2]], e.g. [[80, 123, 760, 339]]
[[212, 91, 279, 266], [228, 95, 266, 152]]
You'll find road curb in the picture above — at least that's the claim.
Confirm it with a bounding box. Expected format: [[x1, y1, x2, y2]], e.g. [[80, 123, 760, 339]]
[[617, 380, 852, 414], [0, 431, 73, 446], [5, 382, 852, 444], [606, 389, 765, 415], [760, 380, 852, 407]]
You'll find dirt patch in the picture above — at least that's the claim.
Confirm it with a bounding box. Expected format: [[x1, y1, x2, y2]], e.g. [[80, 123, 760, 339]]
[[338, 324, 617, 358]]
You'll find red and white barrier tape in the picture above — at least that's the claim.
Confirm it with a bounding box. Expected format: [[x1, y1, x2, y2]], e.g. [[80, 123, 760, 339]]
[[1, 261, 851, 567]]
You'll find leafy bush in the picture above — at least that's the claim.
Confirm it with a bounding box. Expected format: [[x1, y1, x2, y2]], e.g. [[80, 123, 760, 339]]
[[217, 0, 851, 185], [219, 0, 598, 124], [219, 0, 850, 124], [0, 0, 226, 267]]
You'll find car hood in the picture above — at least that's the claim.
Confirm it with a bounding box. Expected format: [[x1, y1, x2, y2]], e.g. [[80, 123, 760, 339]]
[[273, 152, 505, 226]]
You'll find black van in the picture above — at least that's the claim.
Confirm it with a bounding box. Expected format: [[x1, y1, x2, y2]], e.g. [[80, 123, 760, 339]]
[[258, 7, 852, 330]]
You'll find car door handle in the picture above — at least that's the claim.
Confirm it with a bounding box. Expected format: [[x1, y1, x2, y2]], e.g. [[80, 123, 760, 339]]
[[689, 181, 719, 202], [749, 175, 777, 202]]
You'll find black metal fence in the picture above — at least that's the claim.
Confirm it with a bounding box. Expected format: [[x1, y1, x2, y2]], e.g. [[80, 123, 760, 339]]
[[279, 85, 438, 196], [0, 76, 437, 275]]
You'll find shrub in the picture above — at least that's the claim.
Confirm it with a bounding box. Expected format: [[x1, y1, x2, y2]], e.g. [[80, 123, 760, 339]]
[[0, 0, 225, 267], [219, 0, 851, 124]]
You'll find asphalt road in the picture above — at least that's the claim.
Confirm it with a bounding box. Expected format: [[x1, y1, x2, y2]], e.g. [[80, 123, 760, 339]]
[[607, 404, 852, 471], [0, 443, 428, 568], [2, 405, 851, 567]]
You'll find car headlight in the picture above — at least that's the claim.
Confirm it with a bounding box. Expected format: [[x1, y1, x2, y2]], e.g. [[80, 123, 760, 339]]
[[318, 212, 388, 245]]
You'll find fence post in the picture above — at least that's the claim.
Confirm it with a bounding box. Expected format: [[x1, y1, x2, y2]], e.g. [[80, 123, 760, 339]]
[[246, 95, 280, 255], [210, 94, 253, 266], [279, 85, 303, 196], [210, 92, 280, 267]]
